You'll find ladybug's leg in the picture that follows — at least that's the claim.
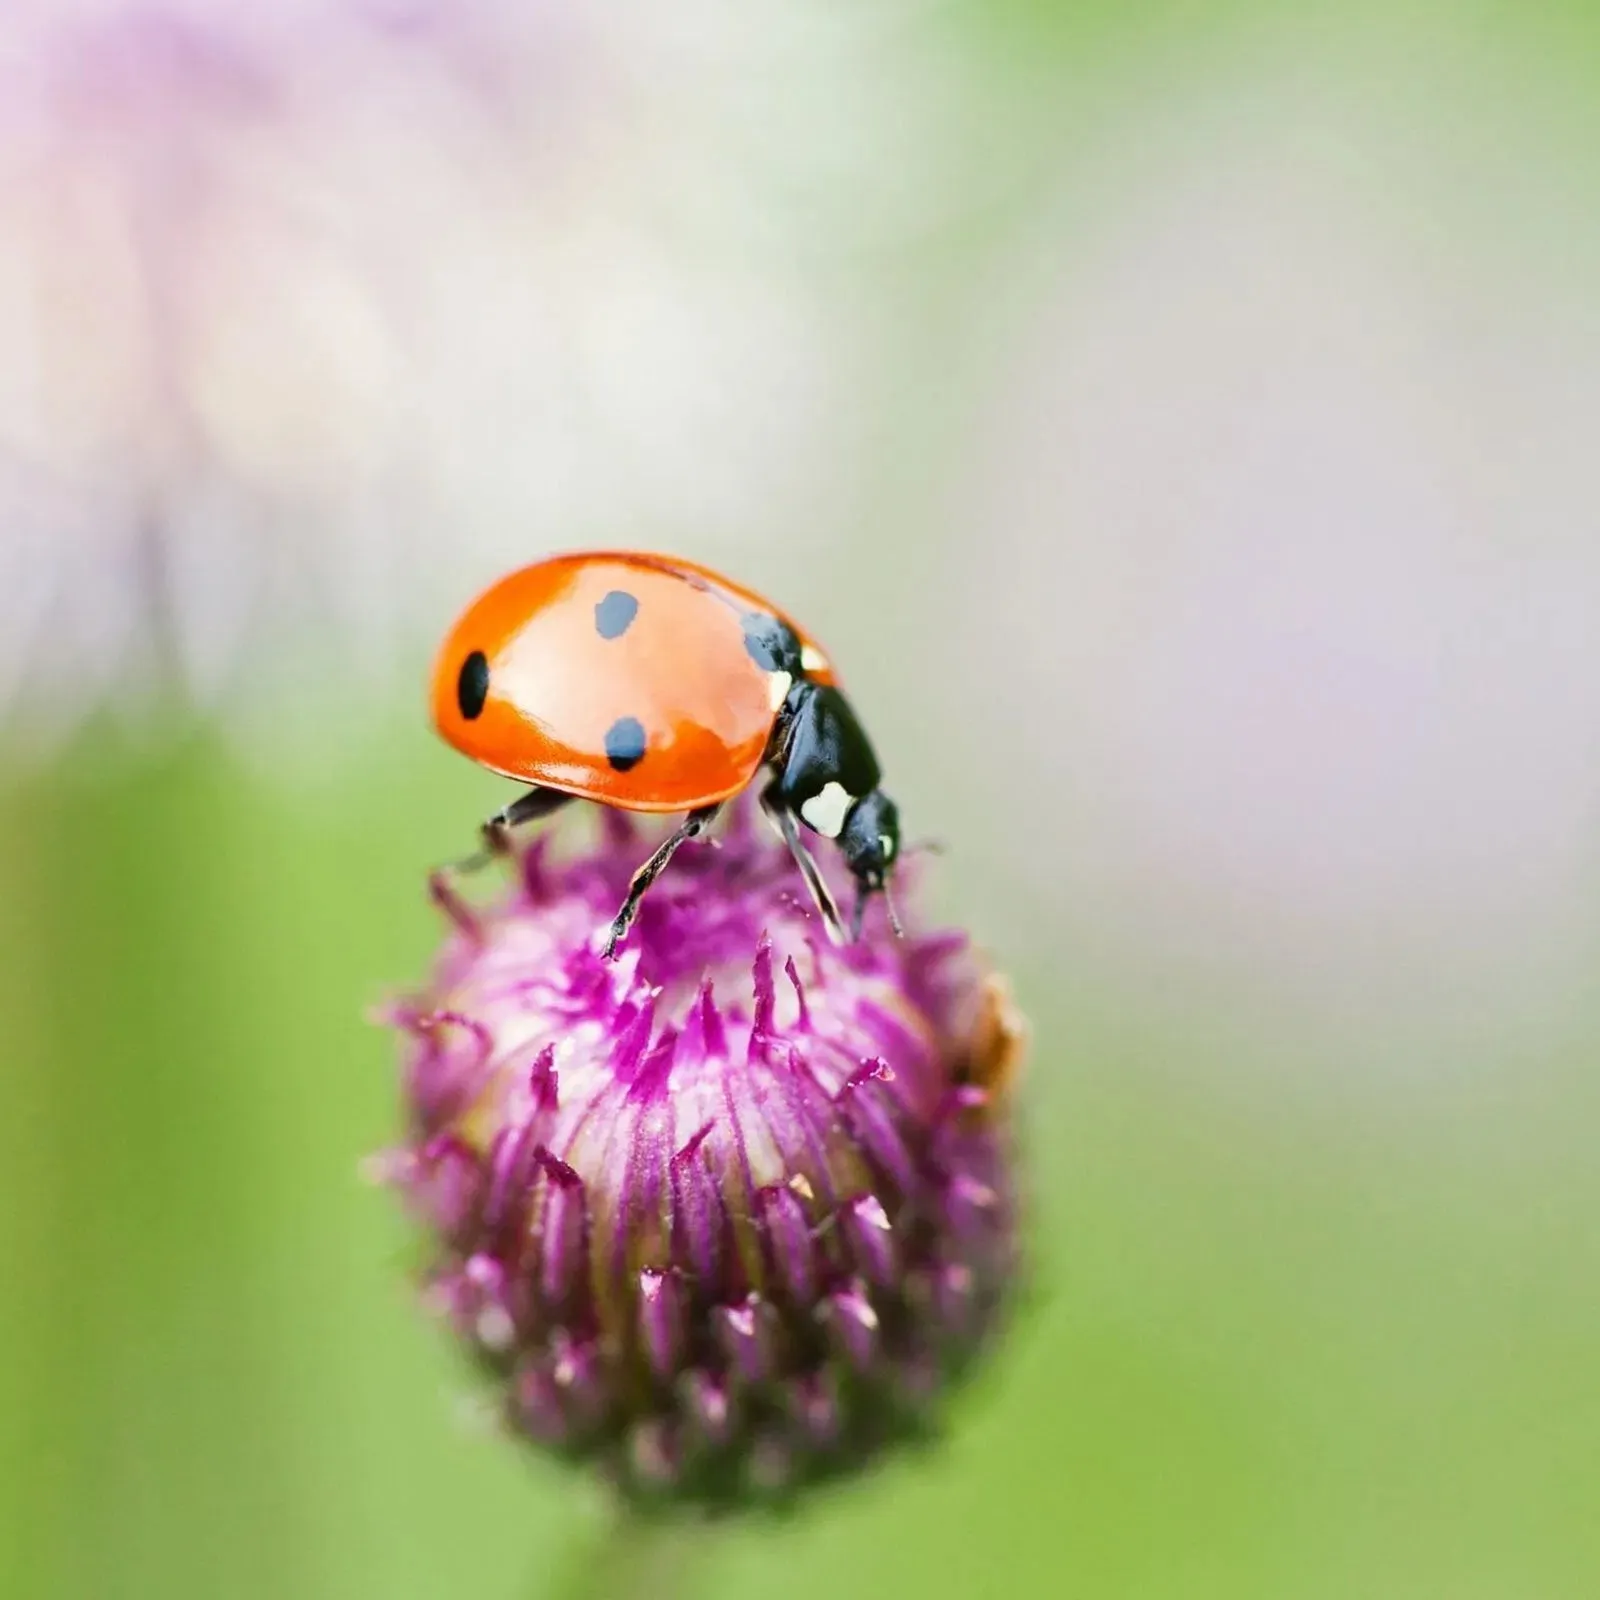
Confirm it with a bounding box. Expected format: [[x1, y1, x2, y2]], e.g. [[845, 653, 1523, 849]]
[[601, 803, 722, 960], [488, 784, 572, 841], [759, 780, 846, 944], [454, 785, 572, 873]]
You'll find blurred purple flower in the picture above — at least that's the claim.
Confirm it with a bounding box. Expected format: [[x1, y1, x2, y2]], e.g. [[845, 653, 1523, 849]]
[[375, 803, 1026, 1506], [0, 1, 960, 754]]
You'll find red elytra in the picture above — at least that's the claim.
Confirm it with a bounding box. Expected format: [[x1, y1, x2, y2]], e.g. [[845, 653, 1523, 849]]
[[431, 551, 836, 812]]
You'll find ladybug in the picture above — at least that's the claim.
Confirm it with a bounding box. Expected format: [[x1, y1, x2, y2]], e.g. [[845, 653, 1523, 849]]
[[430, 550, 901, 958]]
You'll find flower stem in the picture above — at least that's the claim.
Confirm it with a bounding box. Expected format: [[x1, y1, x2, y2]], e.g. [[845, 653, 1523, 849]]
[[544, 1498, 703, 1600]]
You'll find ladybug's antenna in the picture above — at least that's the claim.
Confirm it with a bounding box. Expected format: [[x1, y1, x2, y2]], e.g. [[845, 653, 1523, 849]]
[[854, 882, 903, 942], [881, 880, 905, 939]]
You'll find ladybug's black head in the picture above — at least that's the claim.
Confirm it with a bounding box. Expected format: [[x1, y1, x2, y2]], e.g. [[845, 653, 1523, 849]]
[[839, 789, 900, 936]]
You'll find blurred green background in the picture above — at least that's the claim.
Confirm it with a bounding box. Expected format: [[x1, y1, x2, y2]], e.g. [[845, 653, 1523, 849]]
[[4, 4, 1598, 1598]]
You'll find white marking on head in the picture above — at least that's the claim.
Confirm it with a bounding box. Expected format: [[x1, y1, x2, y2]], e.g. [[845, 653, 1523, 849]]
[[879, 834, 896, 862], [767, 670, 793, 712], [800, 781, 853, 839], [800, 644, 829, 674]]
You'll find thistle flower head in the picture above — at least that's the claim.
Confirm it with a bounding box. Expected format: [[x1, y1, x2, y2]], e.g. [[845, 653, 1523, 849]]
[[378, 803, 1026, 1508]]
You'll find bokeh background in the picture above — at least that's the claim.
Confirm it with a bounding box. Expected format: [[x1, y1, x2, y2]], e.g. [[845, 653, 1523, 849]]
[[4, 3, 1598, 1596]]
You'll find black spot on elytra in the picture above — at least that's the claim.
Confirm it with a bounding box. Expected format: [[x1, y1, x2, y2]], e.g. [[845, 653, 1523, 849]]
[[604, 715, 647, 772], [594, 589, 639, 640], [741, 611, 797, 674], [457, 651, 489, 720]]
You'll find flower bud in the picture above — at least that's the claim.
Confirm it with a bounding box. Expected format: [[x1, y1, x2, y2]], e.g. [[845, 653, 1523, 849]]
[[378, 804, 1026, 1508]]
